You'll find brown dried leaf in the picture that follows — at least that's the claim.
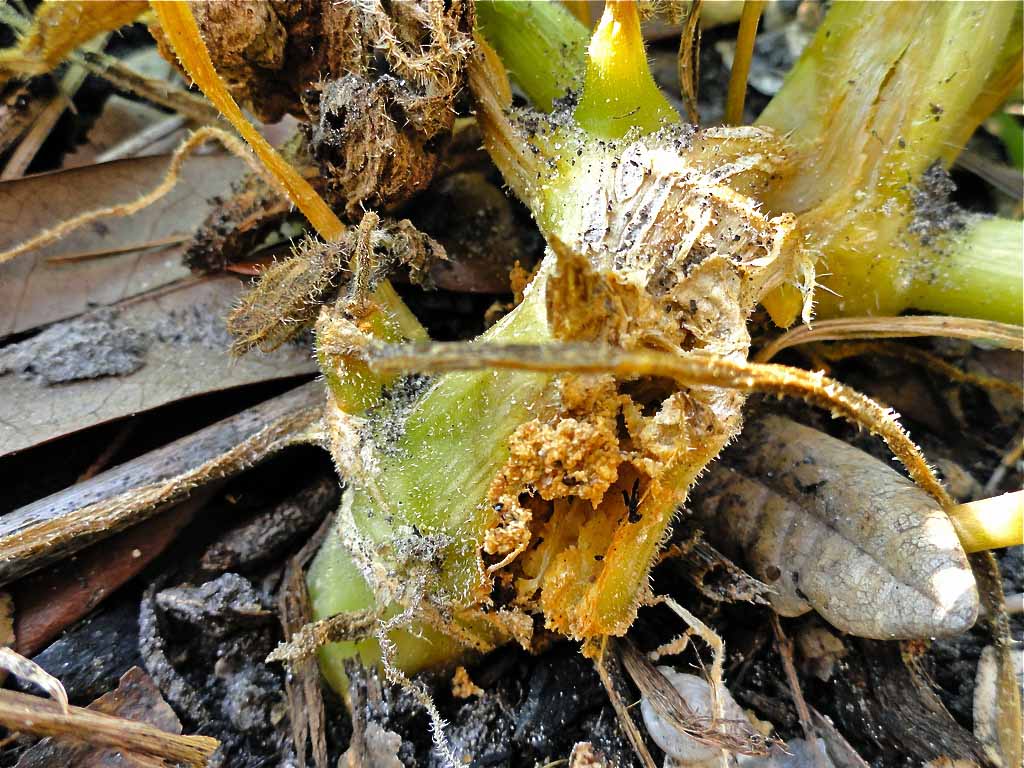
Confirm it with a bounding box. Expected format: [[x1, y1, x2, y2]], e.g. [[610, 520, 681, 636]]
[[0, 153, 245, 337], [0, 275, 316, 456], [690, 415, 978, 639]]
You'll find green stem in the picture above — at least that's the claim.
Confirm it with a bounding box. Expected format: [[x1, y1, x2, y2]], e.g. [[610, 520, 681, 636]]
[[309, 275, 555, 679], [757, 0, 1023, 325], [908, 216, 1023, 324], [475, 0, 588, 111], [572, 1, 678, 139]]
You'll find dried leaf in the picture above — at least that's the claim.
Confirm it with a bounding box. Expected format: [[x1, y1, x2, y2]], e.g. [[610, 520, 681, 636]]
[[0, 380, 323, 585], [690, 415, 978, 639], [0, 276, 316, 456], [0, 153, 244, 336]]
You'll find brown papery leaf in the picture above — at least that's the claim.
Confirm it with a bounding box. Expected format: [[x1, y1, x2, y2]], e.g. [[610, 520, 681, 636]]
[[0, 153, 244, 336], [0, 276, 316, 456]]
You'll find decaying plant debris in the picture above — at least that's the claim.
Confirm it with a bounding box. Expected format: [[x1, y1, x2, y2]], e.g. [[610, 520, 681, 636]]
[[0, 1, 1021, 767]]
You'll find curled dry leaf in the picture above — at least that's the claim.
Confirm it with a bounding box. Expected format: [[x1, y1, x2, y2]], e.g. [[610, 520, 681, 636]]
[[689, 415, 978, 639]]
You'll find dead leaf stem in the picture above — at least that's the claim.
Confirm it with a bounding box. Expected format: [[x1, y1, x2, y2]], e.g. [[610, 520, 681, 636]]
[[756, 315, 1024, 363], [369, 342, 955, 509], [0, 688, 218, 767]]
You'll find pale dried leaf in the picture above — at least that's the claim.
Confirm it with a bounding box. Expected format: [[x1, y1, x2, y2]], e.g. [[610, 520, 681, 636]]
[[0, 153, 244, 336], [690, 415, 978, 639], [0, 275, 316, 456]]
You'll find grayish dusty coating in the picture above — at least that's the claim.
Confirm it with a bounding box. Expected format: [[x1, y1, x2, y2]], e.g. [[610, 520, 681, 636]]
[[690, 415, 979, 640], [0, 300, 246, 387], [0, 308, 147, 385], [151, 304, 236, 350], [907, 161, 966, 246]]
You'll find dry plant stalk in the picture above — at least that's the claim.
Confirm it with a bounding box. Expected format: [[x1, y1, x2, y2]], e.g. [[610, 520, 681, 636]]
[[0, 688, 218, 767], [756, 315, 1024, 363], [0, 382, 323, 585], [368, 343, 954, 508]]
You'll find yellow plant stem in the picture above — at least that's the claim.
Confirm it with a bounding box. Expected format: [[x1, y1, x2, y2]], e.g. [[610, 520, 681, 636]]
[[724, 0, 765, 125], [573, 0, 677, 139], [949, 491, 1023, 554]]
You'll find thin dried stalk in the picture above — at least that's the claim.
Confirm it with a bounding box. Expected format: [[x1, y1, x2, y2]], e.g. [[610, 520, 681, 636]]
[[595, 638, 658, 768], [0, 382, 323, 585], [75, 49, 220, 124], [0, 688, 218, 767], [724, 0, 765, 125], [770, 615, 826, 768], [369, 342, 955, 509], [619, 638, 766, 756], [677, 0, 702, 123], [277, 513, 335, 768], [0, 126, 266, 264], [756, 315, 1024, 362], [267, 609, 377, 665]]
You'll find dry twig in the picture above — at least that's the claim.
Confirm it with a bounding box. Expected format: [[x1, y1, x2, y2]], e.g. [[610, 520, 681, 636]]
[[0, 688, 217, 767]]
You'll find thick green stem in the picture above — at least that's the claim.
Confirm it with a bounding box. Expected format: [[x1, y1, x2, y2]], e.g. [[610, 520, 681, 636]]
[[475, 0, 587, 111], [758, 0, 1023, 325], [908, 217, 1023, 324], [309, 275, 555, 678]]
